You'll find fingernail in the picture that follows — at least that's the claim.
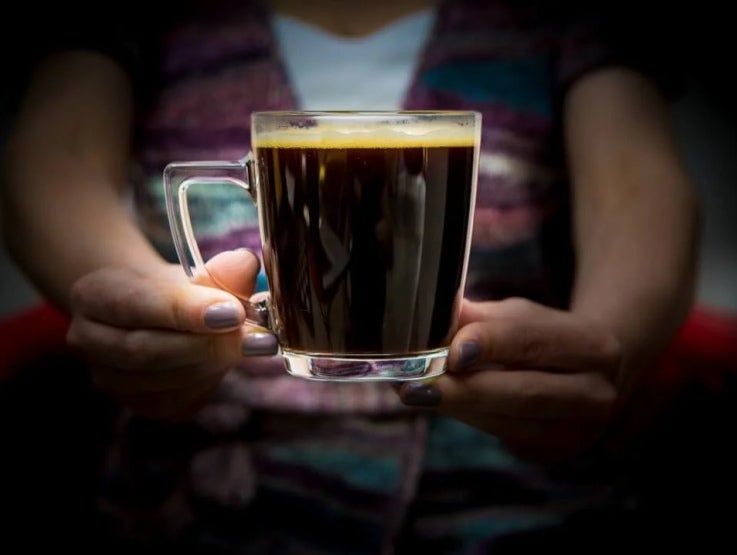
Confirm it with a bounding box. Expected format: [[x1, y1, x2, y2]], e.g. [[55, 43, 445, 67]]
[[399, 382, 441, 407], [242, 332, 279, 356], [457, 341, 480, 369], [204, 302, 241, 329]]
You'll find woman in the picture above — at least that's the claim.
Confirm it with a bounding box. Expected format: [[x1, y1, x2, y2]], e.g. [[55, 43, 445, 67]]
[[1, 0, 699, 552]]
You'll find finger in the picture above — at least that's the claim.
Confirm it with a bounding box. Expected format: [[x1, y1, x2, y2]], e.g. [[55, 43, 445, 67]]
[[450, 298, 621, 374], [193, 248, 262, 301], [70, 266, 247, 332], [193, 249, 264, 326], [67, 318, 275, 373], [434, 369, 615, 421], [457, 298, 495, 327]]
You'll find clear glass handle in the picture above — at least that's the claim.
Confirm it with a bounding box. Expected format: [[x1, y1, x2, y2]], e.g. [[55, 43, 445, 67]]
[[163, 155, 269, 326]]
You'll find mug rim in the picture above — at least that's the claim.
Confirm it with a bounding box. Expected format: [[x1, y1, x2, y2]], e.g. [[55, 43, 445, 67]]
[[251, 110, 481, 127], [251, 110, 480, 117], [251, 111, 481, 144]]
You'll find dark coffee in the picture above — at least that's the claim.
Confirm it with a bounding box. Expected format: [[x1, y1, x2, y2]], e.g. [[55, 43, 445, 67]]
[[256, 139, 476, 355]]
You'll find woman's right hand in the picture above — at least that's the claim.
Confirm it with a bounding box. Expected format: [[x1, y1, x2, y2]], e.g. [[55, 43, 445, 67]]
[[66, 249, 277, 421]]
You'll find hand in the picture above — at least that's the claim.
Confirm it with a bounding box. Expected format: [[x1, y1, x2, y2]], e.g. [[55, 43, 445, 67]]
[[66, 249, 278, 421], [398, 298, 622, 463]]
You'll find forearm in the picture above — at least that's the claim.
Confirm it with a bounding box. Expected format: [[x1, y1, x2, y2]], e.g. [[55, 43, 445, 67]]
[[570, 175, 699, 385], [564, 68, 701, 395], [2, 167, 165, 311], [1, 50, 166, 311]]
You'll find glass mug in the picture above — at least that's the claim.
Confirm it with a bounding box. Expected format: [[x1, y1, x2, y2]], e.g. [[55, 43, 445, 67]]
[[164, 111, 481, 382]]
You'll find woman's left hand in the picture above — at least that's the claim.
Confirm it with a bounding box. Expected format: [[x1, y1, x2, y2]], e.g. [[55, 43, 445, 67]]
[[398, 297, 623, 462]]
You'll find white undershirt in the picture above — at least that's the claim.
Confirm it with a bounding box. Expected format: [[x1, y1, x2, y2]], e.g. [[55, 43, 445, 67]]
[[272, 9, 436, 110]]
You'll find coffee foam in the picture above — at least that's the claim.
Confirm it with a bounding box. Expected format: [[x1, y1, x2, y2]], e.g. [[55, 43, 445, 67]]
[[253, 125, 477, 148]]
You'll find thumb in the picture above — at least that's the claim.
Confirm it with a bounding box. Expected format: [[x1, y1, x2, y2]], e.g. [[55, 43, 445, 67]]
[[193, 248, 262, 301]]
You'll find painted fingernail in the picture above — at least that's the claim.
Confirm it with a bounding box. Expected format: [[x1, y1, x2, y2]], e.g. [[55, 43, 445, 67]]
[[204, 302, 241, 329], [399, 382, 441, 407], [242, 332, 279, 356], [457, 341, 480, 369]]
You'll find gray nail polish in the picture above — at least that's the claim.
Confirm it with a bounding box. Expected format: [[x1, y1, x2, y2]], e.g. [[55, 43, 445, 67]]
[[204, 302, 240, 329], [458, 341, 480, 369], [400, 382, 441, 407], [242, 332, 279, 356]]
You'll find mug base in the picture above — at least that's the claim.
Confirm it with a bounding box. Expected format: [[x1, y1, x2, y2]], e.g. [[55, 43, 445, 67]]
[[281, 349, 448, 382]]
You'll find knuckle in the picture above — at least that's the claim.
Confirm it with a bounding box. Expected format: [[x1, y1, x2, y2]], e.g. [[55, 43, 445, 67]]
[[487, 312, 543, 364], [107, 282, 139, 319], [117, 331, 153, 370], [516, 330, 545, 362], [169, 284, 192, 330], [504, 297, 536, 315], [597, 332, 623, 369], [70, 267, 125, 311]]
